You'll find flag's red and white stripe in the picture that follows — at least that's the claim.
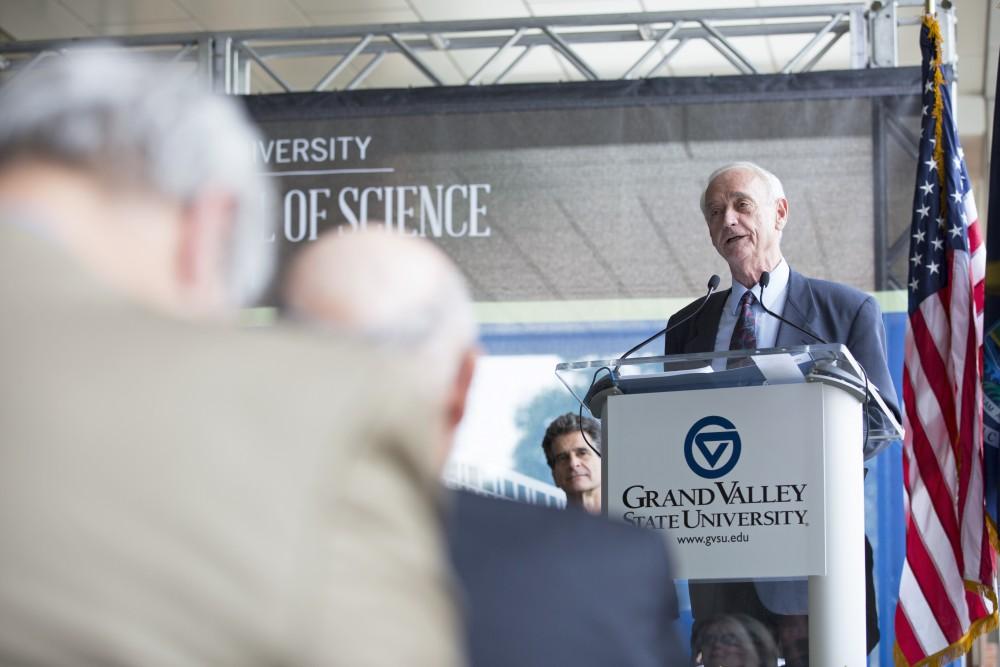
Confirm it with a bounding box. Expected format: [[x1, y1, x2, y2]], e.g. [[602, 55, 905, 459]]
[[896, 188, 993, 664]]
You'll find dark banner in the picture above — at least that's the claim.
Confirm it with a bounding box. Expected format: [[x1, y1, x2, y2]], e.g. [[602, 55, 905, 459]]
[[244, 69, 922, 306]]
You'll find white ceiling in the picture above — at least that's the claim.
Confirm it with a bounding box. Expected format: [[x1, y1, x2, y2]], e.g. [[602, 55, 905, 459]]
[[0, 1, 977, 77]]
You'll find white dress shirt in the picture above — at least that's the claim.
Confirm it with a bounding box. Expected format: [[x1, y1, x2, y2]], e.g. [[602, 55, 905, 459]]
[[713, 258, 790, 353]]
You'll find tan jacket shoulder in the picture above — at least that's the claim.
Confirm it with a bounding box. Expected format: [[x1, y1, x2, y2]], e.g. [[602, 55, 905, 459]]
[[0, 222, 462, 666]]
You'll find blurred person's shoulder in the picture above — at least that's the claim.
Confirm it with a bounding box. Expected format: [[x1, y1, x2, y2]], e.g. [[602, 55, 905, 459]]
[[0, 215, 436, 463], [447, 490, 682, 667], [450, 489, 672, 563], [196, 318, 441, 459], [0, 217, 459, 665]]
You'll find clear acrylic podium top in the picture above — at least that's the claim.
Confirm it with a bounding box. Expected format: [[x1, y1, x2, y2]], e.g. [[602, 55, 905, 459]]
[[555, 343, 903, 460]]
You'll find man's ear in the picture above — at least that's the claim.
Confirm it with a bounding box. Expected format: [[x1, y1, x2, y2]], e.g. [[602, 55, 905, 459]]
[[774, 197, 789, 231], [445, 348, 478, 435], [177, 190, 235, 305], [434, 347, 478, 471]]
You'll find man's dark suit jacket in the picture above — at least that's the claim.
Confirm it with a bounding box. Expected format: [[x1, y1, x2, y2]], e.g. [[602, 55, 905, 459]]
[[664, 268, 899, 420], [663, 267, 893, 652], [447, 491, 686, 667]]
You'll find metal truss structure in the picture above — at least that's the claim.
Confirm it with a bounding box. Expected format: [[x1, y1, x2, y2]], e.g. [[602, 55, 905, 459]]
[[0, 1, 958, 291], [0, 1, 952, 94]]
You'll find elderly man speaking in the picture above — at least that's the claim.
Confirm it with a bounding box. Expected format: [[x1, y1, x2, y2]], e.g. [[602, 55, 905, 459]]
[[663, 161, 897, 659]]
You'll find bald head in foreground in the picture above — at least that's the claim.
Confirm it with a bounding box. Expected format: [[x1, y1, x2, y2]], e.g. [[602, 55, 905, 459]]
[[0, 53, 460, 666], [284, 227, 478, 461], [284, 227, 685, 667]]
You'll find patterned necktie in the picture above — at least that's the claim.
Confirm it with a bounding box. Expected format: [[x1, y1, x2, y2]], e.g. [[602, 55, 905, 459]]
[[728, 291, 758, 364]]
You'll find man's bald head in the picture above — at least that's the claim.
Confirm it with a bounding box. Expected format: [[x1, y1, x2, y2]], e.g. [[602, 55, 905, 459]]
[[284, 227, 478, 402]]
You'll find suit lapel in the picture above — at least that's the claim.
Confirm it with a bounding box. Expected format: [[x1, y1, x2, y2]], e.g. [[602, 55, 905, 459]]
[[683, 289, 730, 353], [775, 269, 817, 347]]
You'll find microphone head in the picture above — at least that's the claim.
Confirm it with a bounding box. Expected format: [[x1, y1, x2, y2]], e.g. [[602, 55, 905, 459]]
[[759, 271, 771, 288], [708, 274, 721, 290]]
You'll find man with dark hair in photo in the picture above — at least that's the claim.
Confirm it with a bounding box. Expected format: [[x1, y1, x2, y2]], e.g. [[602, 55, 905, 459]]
[[542, 412, 603, 514]]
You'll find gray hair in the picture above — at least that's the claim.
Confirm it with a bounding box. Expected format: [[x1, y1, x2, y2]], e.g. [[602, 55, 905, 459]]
[[0, 49, 275, 307], [699, 161, 786, 219]]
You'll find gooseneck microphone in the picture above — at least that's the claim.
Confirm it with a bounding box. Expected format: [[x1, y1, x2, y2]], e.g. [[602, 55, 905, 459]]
[[616, 273, 722, 365], [759, 272, 877, 454], [582, 274, 722, 423], [757, 271, 828, 344]]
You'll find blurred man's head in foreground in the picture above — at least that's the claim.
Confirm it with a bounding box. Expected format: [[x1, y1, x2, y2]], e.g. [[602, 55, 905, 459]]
[[0, 49, 275, 317], [283, 226, 478, 458]]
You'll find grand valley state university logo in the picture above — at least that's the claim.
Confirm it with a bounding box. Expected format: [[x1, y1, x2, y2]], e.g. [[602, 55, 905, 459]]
[[684, 416, 741, 479]]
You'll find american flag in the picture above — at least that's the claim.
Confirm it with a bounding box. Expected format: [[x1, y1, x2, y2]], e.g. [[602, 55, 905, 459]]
[[893, 15, 997, 666]]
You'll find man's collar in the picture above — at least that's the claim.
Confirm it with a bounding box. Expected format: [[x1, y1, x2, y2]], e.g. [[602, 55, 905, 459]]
[[728, 258, 788, 313]]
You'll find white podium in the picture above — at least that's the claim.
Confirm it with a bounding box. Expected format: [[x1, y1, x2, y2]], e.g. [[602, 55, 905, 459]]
[[556, 345, 902, 667]]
